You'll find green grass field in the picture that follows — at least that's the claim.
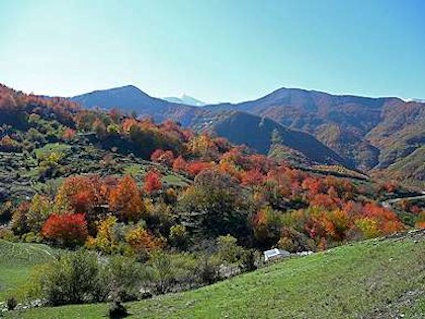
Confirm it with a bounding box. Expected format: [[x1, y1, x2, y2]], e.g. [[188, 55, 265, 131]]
[[0, 240, 56, 301], [4, 230, 425, 319]]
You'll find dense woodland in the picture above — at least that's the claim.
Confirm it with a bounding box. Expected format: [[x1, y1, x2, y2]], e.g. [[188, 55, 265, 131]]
[[1, 84, 425, 307]]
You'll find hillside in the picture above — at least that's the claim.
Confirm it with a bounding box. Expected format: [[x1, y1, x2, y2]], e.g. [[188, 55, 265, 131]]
[[7, 230, 425, 319], [0, 240, 57, 300], [206, 111, 349, 167]]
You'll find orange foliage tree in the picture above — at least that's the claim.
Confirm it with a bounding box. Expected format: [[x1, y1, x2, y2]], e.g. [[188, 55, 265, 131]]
[[109, 175, 144, 222], [172, 156, 187, 172], [55, 175, 105, 214], [151, 149, 175, 166]]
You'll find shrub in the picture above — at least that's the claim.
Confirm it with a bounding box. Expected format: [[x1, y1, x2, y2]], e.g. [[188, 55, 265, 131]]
[[108, 299, 128, 319], [147, 252, 199, 294], [169, 224, 189, 249], [36, 250, 100, 305], [239, 249, 260, 272], [216, 234, 242, 264], [98, 256, 148, 302], [197, 254, 221, 285], [32, 251, 147, 306]]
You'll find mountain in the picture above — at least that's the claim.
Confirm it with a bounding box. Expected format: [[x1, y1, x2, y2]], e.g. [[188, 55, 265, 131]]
[[71, 85, 199, 126], [163, 94, 206, 106], [201, 88, 425, 183], [203, 111, 349, 167], [70, 85, 345, 166]]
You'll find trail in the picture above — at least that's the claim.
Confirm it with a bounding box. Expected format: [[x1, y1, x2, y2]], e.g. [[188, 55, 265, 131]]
[[381, 192, 425, 209]]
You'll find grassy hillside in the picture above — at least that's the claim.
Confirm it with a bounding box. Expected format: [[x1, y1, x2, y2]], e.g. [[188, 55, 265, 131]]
[[7, 230, 425, 319], [0, 240, 57, 300]]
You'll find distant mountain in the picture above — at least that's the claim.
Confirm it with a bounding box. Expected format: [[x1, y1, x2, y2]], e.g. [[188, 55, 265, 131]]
[[163, 94, 206, 106], [200, 88, 414, 170], [71, 85, 199, 125]]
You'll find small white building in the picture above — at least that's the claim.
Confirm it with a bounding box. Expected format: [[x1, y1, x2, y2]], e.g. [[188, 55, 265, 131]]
[[264, 248, 290, 262]]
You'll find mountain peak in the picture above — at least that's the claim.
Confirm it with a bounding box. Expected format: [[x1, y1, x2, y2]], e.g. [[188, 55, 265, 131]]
[[163, 94, 206, 106]]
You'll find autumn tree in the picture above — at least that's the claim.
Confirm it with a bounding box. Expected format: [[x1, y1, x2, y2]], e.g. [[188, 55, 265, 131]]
[[86, 216, 120, 254], [109, 175, 144, 222], [42, 213, 88, 247], [26, 194, 51, 233], [143, 170, 163, 194], [178, 169, 252, 240], [241, 169, 265, 187], [252, 206, 283, 248], [11, 202, 31, 236], [151, 149, 174, 167], [55, 175, 105, 214], [172, 156, 187, 172], [125, 226, 161, 259]]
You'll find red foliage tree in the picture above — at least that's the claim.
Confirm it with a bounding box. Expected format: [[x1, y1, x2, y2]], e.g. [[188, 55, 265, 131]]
[[241, 169, 265, 187], [42, 213, 88, 247], [55, 175, 105, 214], [186, 161, 214, 176], [143, 170, 163, 194], [62, 128, 76, 141], [310, 193, 341, 210]]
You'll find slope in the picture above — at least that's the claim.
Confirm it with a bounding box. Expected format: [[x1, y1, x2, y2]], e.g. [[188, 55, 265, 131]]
[[9, 230, 425, 319], [0, 240, 57, 300], [208, 111, 350, 167]]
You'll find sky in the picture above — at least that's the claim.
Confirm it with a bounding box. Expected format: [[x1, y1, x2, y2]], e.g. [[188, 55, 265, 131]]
[[0, 0, 424, 103]]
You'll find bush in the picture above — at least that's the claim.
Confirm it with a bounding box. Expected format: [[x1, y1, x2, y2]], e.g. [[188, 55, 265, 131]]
[[98, 256, 148, 302], [31, 250, 147, 306], [147, 251, 200, 294], [108, 299, 129, 319], [197, 254, 221, 285], [239, 249, 260, 272], [216, 234, 242, 264], [36, 250, 100, 305]]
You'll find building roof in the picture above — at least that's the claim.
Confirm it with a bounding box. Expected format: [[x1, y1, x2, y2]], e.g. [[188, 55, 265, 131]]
[[264, 248, 290, 260]]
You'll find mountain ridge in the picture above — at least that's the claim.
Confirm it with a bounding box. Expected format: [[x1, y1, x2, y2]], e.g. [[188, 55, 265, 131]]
[[64, 84, 425, 187]]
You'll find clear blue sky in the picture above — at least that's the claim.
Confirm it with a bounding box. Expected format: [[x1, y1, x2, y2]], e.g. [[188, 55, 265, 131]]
[[0, 0, 424, 103]]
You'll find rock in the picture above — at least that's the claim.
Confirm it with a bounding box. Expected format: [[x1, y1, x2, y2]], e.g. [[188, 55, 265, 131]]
[[108, 300, 128, 319]]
